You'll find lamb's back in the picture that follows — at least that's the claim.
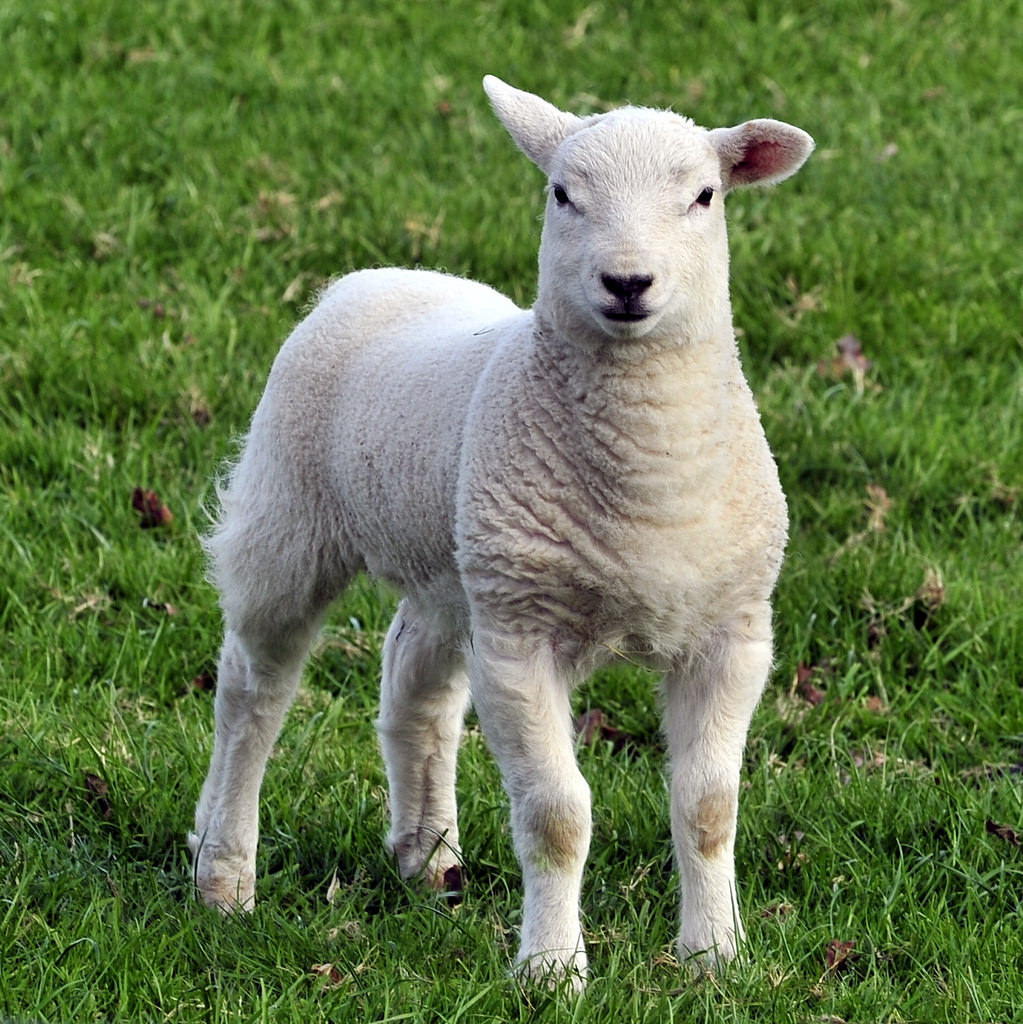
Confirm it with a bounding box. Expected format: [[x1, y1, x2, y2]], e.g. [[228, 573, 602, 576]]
[[250, 268, 524, 592]]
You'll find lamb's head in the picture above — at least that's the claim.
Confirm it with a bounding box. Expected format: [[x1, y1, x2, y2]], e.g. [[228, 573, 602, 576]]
[[483, 76, 814, 351]]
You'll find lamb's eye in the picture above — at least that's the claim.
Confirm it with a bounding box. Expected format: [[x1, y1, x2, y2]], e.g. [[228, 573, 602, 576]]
[[695, 187, 715, 207], [552, 184, 570, 206]]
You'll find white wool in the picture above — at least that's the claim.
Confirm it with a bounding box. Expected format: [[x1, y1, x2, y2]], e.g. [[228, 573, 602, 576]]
[[190, 77, 813, 990]]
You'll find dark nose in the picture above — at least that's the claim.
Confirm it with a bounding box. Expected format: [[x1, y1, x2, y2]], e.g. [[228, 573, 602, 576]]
[[601, 273, 654, 303]]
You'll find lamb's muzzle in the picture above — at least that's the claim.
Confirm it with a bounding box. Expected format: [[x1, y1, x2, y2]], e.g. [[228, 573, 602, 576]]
[[601, 272, 654, 320]]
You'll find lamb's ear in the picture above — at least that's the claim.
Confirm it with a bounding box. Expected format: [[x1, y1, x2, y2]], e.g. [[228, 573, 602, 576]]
[[483, 76, 583, 174], [708, 119, 815, 191]]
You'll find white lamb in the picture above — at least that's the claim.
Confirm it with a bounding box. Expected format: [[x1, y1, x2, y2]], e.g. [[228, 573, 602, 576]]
[[189, 76, 813, 988]]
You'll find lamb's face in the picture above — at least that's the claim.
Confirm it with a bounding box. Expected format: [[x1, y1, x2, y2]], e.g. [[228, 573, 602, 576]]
[[536, 110, 732, 346], [483, 77, 814, 351]]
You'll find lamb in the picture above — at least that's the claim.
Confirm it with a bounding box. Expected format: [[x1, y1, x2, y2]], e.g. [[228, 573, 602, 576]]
[[189, 76, 813, 989]]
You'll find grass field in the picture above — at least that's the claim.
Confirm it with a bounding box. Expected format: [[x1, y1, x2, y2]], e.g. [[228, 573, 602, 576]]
[[2, 0, 1022, 1020]]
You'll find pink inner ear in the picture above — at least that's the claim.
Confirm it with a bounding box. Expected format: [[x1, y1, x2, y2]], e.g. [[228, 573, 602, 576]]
[[737, 140, 790, 182], [713, 120, 813, 189], [733, 139, 790, 184]]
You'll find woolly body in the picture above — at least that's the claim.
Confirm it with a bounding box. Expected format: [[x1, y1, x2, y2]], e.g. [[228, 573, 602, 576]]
[[190, 77, 813, 989]]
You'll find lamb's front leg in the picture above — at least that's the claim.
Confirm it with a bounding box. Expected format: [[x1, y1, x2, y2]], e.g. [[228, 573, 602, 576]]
[[468, 634, 591, 990], [663, 614, 774, 970]]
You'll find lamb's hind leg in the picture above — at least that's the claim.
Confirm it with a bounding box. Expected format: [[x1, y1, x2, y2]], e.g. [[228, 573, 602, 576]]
[[663, 611, 774, 970], [376, 598, 469, 889], [189, 623, 319, 911], [189, 477, 345, 911]]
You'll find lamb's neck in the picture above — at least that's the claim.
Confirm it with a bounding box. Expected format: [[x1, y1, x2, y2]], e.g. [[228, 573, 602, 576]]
[[524, 315, 747, 514], [531, 312, 741, 423]]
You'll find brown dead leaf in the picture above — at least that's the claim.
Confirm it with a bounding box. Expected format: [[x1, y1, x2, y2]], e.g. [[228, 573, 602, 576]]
[[138, 298, 171, 319], [817, 334, 874, 392], [258, 189, 297, 216], [312, 959, 370, 991], [189, 671, 216, 694], [8, 261, 43, 289], [132, 487, 173, 529], [577, 708, 609, 744], [310, 963, 347, 988], [575, 708, 633, 753], [71, 591, 112, 618], [651, 950, 683, 972], [836, 334, 871, 370], [759, 901, 795, 919], [327, 920, 364, 943], [986, 820, 1023, 848], [403, 212, 445, 262], [793, 663, 826, 706], [250, 189, 298, 242], [824, 938, 858, 976], [861, 566, 947, 648], [84, 772, 112, 820]]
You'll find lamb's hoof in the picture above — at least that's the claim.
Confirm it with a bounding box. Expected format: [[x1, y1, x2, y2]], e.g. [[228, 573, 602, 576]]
[[188, 832, 256, 913], [678, 932, 740, 977], [389, 828, 463, 894], [514, 949, 588, 993], [196, 877, 256, 914]]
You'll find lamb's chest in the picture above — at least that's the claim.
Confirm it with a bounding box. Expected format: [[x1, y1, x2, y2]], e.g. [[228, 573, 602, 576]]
[[585, 482, 784, 645]]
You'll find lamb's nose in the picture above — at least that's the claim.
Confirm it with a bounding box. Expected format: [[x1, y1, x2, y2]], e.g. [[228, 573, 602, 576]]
[[601, 273, 654, 302]]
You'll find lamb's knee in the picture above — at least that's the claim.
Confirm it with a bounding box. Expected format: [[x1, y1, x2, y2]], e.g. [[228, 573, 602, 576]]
[[693, 786, 737, 859], [381, 604, 464, 695], [215, 631, 282, 704], [517, 784, 592, 871]]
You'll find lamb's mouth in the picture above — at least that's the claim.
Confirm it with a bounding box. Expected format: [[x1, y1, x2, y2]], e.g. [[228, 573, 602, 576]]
[[603, 309, 650, 323], [598, 307, 662, 339]]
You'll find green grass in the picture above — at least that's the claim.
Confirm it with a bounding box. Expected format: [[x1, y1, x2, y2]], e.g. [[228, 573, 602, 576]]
[[2, 0, 1022, 1020]]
